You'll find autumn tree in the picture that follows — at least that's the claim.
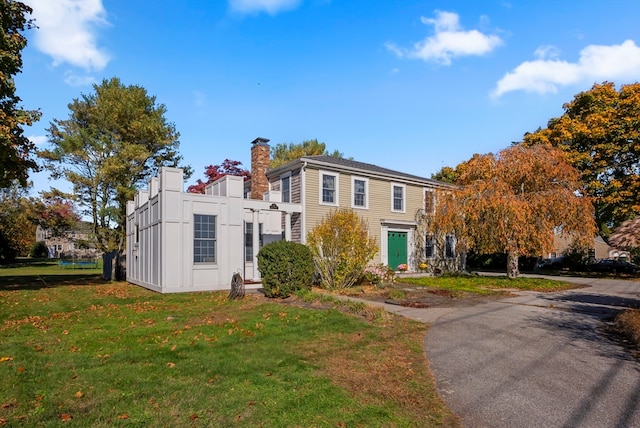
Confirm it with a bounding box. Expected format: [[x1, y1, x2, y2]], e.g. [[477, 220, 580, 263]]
[[430, 166, 459, 184], [0, 183, 35, 261], [33, 189, 80, 239], [0, 0, 41, 188], [40, 77, 191, 254], [270, 139, 344, 169], [522, 82, 640, 234], [428, 144, 596, 278], [187, 159, 251, 194]]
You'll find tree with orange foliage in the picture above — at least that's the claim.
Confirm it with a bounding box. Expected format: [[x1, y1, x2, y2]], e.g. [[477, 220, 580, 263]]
[[522, 82, 639, 234], [428, 144, 596, 278]]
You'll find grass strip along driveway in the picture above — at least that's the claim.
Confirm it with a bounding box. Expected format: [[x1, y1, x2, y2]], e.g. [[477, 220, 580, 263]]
[[0, 266, 457, 427]]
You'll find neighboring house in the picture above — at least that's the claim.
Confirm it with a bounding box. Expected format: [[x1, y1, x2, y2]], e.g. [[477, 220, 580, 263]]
[[545, 233, 630, 260], [35, 222, 100, 259], [126, 138, 452, 293]]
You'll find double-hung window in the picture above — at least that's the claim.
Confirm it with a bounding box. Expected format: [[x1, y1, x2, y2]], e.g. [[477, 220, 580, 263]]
[[194, 214, 216, 263], [321, 172, 338, 205], [281, 175, 291, 203], [445, 235, 456, 259], [352, 177, 368, 209], [391, 183, 405, 212], [425, 234, 435, 258]]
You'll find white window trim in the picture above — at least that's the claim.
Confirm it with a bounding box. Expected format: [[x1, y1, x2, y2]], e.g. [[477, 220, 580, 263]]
[[319, 170, 339, 206], [281, 172, 291, 203], [193, 214, 217, 264], [391, 183, 406, 213], [351, 176, 369, 209]]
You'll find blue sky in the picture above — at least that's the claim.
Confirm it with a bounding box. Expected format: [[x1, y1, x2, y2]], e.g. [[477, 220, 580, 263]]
[[19, 0, 640, 195]]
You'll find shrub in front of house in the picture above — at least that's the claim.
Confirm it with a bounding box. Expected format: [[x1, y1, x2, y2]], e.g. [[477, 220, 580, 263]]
[[257, 240, 314, 298], [360, 263, 396, 287], [307, 208, 379, 290], [30, 241, 49, 259]]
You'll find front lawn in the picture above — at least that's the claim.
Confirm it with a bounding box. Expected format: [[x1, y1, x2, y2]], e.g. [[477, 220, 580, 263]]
[[0, 265, 457, 427], [401, 275, 579, 295]]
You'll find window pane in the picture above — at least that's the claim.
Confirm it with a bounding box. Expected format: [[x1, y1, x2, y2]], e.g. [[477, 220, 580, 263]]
[[425, 235, 435, 258], [245, 222, 253, 262], [393, 186, 403, 211], [282, 177, 290, 203], [194, 215, 216, 263], [354, 179, 365, 207], [446, 235, 455, 258], [322, 175, 335, 203]]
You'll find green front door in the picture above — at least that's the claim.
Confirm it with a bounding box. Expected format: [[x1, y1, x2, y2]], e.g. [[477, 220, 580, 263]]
[[388, 231, 407, 270]]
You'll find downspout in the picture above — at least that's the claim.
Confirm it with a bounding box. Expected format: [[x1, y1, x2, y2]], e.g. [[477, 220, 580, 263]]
[[301, 161, 308, 244]]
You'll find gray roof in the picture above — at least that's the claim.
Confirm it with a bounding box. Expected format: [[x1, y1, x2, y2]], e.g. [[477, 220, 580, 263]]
[[295, 155, 448, 187]]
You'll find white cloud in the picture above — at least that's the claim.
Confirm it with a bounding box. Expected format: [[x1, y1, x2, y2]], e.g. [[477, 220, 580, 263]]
[[385, 10, 503, 65], [229, 0, 301, 15], [63, 72, 96, 87], [27, 0, 110, 71], [28, 135, 48, 146], [492, 40, 640, 98]]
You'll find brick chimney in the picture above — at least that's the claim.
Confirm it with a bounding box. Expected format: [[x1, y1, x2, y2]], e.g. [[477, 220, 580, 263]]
[[250, 137, 270, 200]]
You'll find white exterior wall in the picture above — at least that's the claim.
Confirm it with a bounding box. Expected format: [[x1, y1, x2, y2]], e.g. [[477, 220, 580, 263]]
[[126, 168, 302, 293], [127, 168, 244, 293]]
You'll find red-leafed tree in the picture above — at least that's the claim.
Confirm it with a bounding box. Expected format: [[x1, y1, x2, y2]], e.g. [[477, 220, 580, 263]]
[[187, 159, 251, 194], [35, 189, 80, 238]]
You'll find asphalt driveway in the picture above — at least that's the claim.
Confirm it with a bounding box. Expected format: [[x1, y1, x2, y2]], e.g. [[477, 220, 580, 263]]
[[425, 275, 640, 427]]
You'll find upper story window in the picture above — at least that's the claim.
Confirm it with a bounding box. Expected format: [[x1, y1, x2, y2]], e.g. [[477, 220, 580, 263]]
[[352, 177, 368, 209], [321, 171, 338, 205], [424, 189, 435, 215], [281, 175, 291, 203], [391, 183, 405, 212], [194, 214, 216, 263]]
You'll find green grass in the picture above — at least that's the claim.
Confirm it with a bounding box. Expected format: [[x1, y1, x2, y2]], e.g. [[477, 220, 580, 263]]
[[401, 275, 578, 295], [0, 263, 457, 427]]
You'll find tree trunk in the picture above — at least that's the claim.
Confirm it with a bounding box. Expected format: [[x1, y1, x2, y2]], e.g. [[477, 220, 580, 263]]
[[507, 250, 519, 279]]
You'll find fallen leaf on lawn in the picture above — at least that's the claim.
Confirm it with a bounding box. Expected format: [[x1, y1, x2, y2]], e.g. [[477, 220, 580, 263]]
[[0, 417, 6, 426], [59, 413, 72, 421], [17, 367, 25, 373], [0, 357, 13, 363], [74, 391, 83, 398], [117, 414, 129, 419], [189, 414, 199, 421], [166, 362, 176, 368], [1, 400, 16, 409]]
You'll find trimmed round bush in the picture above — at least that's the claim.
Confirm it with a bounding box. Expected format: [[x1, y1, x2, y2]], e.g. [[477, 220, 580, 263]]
[[257, 240, 314, 298]]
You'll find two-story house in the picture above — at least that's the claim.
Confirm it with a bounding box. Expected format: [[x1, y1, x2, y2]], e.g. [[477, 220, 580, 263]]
[[260, 153, 452, 270], [126, 138, 452, 293]]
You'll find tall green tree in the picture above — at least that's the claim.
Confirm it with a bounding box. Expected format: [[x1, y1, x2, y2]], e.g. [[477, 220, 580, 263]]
[[522, 82, 640, 234], [40, 77, 191, 253], [426, 144, 596, 278], [0, 0, 41, 188], [270, 139, 343, 169]]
